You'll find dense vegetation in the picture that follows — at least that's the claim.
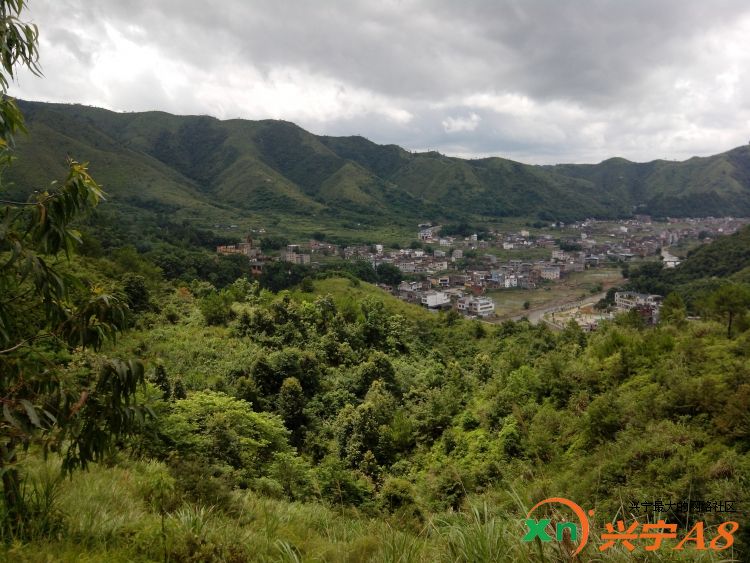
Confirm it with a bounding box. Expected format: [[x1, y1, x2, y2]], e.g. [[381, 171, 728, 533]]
[[4, 250, 750, 560], [6, 101, 750, 246]]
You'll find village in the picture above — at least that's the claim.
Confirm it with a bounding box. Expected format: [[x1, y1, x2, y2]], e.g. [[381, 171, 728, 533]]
[[217, 215, 749, 328]]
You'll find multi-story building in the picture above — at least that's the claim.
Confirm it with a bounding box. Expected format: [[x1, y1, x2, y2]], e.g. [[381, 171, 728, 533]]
[[614, 291, 662, 324], [456, 296, 495, 317], [421, 291, 451, 309], [216, 237, 261, 259], [281, 245, 311, 265], [468, 296, 496, 317]]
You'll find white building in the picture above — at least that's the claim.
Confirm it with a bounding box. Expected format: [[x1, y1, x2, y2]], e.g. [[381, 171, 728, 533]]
[[456, 296, 495, 317], [468, 296, 495, 317], [421, 291, 451, 309]]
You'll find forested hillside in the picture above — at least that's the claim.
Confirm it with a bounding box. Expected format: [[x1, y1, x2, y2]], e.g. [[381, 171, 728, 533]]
[[549, 146, 750, 217], [7, 101, 750, 242], [5, 260, 750, 560]]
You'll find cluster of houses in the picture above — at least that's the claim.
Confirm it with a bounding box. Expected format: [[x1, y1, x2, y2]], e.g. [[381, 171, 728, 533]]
[[397, 280, 497, 318], [345, 245, 451, 275], [216, 238, 266, 276], [561, 216, 749, 262], [389, 249, 584, 318], [281, 244, 311, 265], [414, 223, 667, 266], [217, 216, 746, 322], [216, 239, 312, 275]]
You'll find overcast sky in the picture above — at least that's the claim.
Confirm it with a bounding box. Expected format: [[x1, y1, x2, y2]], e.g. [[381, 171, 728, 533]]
[[9, 0, 750, 164]]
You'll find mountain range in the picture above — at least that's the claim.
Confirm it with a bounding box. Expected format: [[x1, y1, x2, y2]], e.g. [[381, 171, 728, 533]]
[[5, 100, 750, 241]]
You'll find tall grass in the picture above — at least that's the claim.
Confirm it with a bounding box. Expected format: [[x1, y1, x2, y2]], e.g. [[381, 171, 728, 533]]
[[1, 456, 741, 562], [433, 503, 514, 562]]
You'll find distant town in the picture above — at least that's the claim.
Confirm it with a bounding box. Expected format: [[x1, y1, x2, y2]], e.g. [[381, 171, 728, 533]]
[[218, 215, 749, 329]]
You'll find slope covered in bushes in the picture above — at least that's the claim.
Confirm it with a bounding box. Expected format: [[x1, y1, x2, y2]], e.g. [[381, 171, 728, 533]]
[[6, 269, 748, 561]]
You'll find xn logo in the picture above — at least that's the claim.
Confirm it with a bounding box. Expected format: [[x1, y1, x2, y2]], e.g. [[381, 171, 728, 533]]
[[522, 497, 592, 556], [522, 497, 740, 555]]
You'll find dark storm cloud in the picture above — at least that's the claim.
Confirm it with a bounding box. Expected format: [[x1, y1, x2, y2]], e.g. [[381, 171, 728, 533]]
[[10, 0, 750, 163]]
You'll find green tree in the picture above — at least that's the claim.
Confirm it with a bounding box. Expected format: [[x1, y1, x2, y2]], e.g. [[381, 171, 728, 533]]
[[660, 292, 686, 325], [299, 276, 314, 293], [353, 352, 397, 397], [199, 290, 231, 325], [595, 287, 617, 310], [122, 272, 150, 313], [151, 364, 172, 401], [276, 377, 306, 443], [375, 262, 402, 286], [359, 297, 387, 344], [173, 378, 187, 400], [259, 261, 310, 292], [0, 1, 149, 527], [443, 308, 460, 326], [708, 283, 750, 338], [161, 391, 290, 475]]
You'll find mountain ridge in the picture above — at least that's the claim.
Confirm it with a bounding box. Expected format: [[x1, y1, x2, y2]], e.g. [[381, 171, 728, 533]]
[[5, 100, 750, 240]]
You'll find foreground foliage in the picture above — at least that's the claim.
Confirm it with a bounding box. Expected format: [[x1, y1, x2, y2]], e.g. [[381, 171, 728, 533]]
[[5, 271, 746, 560], [0, 0, 148, 532]]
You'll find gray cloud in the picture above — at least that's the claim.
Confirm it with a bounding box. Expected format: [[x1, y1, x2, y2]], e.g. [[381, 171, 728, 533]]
[[9, 0, 750, 163]]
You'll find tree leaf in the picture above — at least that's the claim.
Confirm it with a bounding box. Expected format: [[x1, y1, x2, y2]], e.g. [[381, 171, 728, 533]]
[[20, 399, 42, 428], [2, 402, 20, 429]]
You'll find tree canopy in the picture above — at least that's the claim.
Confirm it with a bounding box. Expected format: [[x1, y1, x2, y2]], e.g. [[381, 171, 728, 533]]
[[0, 0, 149, 529]]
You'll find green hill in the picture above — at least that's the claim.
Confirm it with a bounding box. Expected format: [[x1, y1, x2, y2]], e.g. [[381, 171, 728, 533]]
[[6, 100, 750, 245], [548, 145, 750, 217]]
